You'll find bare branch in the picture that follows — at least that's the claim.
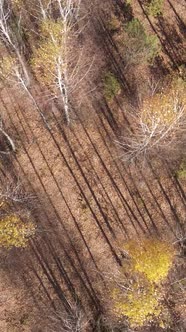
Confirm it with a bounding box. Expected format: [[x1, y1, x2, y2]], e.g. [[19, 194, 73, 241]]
[[0, 0, 30, 85], [0, 117, 16, 155], [0, 179, 36, 203], [46, 302, 89, 332], [116, 90, 186, 162]]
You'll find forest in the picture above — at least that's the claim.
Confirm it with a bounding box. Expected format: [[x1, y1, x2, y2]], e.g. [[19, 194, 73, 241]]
[[0, 0, 185, 331]]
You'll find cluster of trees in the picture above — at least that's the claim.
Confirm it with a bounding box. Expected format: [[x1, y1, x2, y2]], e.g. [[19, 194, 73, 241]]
[[111, 238, 175, 328], [104, 7, 186, 162], [119, 18, 160, 66], [0, 0, 87, 125], [0, 0, 185, 331], [0, 0, 86, 246]]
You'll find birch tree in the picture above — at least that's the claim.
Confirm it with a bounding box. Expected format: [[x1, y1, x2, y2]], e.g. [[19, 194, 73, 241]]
[[0, 0, 30, 85], [0, 116, 16, 154], [31, 0, 89, 125], [2, 52, 52, 132], [116, 80, 186, 161], [47, 302, 89, 332]]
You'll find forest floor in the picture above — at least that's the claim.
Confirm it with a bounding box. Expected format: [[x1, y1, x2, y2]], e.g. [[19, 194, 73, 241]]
[[0, 0, 186, 331]]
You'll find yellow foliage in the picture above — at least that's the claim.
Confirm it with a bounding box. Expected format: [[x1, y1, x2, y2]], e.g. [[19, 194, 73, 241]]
[[31, 19, 66, 86], [31, 40, 61, 85], [142, 81, 186, 126], [0, 214, 36, 248], [124, 239, 175, 283], [110, 238, 175, 328], [0, 56, 17, 79], [112, 279, 162, 327], [0, 200, 6, 209], [108, 14, 121, 32], [41, 19, 64, 41], [12, 0, 24, 9]]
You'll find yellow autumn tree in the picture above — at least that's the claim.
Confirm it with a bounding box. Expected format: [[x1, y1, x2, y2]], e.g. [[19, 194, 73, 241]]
[[112, 277, 163, 327], [117, 77, 186, 161], [124, 238, 175, 283], [111, 238, 175, 328], [0, 214, 35, 248], [11, 0, 24, 9], [142, 80, 186, 128], [31, 17, 72, 124], [0, 55, 17, 81], [0, 198, 36, 249], [31, 19, 65, 86], [30, 0, 85, 125]]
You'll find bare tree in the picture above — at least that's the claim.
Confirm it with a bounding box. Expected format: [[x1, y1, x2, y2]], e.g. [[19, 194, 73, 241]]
[[94, 314, 130, 332], [46, 302, 89, 332], [0, 178, 36, 203], [0, 54, 50, 128], [0, 116, 15, 154], [0, 0, 30, 85], [116, 86, 186, 162], [31, 0, 92, 125]]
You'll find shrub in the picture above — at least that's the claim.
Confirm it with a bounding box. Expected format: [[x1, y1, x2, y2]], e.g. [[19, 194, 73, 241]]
[[0, 197, 36, 249], [0, 56, 17, 80], [107, 14, 121, 33], [0, 214, 36, 248], [122, 19, 160, 65], [146, 0, 164, 17], [103, 72, 121, 101], [176, 160, 186, 180], [125, 18, 145, 38]]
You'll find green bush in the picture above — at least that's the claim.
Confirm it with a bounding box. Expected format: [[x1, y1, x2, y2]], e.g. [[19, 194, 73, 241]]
[[123, 18, 160, 64], [125, 18, 145, 39], [176, 160, 186, 180], [103, 72, 121, 101], [145, 34, 160, 59], [146, 0, 164, 17]]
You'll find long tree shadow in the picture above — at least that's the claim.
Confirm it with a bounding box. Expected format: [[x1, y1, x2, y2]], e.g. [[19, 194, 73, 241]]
[[1, 207, 102, 328], [149, 55, 170, 82], [93, 13, 133, 95], [157, 16, 185, 65], [114, 0, 134, 22], [167, 0, 186, 38], [136, 0, 180, 69]]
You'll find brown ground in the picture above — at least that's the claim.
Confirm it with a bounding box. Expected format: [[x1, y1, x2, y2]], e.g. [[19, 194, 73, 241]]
[[0, 0, 186, 331]]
